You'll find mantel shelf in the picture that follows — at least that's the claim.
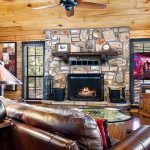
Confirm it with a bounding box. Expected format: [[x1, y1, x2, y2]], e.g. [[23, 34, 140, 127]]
[[52, 50, 119, 58]]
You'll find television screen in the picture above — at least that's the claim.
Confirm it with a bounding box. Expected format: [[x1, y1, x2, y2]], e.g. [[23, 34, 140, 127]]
[[134, 52, 150, 80]]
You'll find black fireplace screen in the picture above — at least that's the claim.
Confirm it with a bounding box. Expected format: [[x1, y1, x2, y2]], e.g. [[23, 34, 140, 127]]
[[67, 74, 104, 101]]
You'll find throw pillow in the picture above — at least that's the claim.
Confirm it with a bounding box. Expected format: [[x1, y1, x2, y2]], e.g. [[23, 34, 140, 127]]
[[103, 120, 112, 148], [96, 119, 107, 149]]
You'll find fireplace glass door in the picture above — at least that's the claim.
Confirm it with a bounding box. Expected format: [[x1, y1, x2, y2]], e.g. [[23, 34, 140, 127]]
[[67, 74, 104, 101]]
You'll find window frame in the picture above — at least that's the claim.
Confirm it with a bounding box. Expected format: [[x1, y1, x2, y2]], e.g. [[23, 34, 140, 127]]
[[130, 38, 150, 104]]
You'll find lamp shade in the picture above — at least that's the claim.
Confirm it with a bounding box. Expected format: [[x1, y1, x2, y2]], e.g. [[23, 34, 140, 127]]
[[0, 100, 6, 121], [0, 64, 22, 85]]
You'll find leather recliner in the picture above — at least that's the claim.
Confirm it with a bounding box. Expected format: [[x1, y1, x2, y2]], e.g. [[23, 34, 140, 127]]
[[0, 97, 150, 150]]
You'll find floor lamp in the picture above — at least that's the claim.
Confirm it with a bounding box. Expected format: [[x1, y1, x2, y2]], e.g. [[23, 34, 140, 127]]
[[0, 63, 22, 96]]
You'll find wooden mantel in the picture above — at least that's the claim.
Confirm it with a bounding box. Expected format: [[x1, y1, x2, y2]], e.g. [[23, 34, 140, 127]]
[[53, 50, 118, 57], [52, 50, 119, 62]]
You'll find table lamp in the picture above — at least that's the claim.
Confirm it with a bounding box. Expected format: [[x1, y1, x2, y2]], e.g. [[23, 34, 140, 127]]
[[0, 62, 22, 121], [0, 62, 22, 96]]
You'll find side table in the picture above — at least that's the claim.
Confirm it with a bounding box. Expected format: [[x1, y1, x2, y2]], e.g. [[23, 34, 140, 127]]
[[0, 120, 12, 150], [140, 94, 150, 117]]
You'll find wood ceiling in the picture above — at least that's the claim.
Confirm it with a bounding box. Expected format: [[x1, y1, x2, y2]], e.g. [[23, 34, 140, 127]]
[[0, 0, 150, 36]]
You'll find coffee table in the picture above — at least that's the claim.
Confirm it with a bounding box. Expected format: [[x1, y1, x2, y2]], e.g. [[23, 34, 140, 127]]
[[81, 108, 132, 140], [81, 108, 132, 123]]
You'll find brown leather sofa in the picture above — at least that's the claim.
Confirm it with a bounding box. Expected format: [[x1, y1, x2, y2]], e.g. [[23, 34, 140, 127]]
[[1, 97, 150, 150]]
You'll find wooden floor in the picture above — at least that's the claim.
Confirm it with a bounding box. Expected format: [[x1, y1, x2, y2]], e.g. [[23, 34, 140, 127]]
[[127, 115, 150, 131]]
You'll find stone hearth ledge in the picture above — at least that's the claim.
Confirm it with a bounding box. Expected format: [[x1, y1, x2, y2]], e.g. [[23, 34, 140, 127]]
[[41, 100, 130, 109]]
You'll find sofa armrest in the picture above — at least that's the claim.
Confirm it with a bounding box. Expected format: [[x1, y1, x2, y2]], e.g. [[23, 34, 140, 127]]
[[2, 121, 79, 150], [111, 125, 150, 150]]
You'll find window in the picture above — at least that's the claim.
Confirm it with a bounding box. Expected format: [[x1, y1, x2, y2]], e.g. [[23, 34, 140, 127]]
[[130, 39, 150, 103], [22, 42, 44, 100]]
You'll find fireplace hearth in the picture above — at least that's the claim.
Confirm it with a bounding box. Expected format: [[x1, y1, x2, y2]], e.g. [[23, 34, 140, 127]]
[[67, 74, 104, 101]]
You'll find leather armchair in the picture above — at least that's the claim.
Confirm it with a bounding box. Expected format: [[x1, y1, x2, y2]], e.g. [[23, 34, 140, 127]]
[[1, 97, 150, 150]]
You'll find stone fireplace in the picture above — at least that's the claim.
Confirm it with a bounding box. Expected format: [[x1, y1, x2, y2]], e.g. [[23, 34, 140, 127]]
[[45, 27, 130, 101], [67, 74, 104, 101]]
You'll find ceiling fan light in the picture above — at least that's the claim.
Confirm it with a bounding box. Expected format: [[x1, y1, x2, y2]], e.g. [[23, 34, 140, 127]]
[[65, 4, 73, 11], [60, 0, 77, 11]]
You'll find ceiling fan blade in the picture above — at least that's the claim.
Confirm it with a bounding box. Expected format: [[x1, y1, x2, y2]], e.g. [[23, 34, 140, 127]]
[[66, 8, 74, 17], [32, 4, 59, 10], [77, 2, 107, 9]]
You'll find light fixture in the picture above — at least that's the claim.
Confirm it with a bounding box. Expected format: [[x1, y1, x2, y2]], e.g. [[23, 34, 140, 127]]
[[60, 0, 77, 11], [0, 61, 22, 96]]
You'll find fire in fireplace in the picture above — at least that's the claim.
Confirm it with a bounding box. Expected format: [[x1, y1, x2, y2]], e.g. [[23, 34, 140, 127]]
[[78, 87, 96, 97], [67, 74, 104, 101]]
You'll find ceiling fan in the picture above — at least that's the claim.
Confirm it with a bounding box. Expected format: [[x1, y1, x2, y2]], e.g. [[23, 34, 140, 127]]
[[32, 0, 107, 17]]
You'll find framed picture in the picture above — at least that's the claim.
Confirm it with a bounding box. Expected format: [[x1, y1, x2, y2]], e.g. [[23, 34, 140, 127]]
[[56, 43, 69, 52], [0, 42, 17, 91]]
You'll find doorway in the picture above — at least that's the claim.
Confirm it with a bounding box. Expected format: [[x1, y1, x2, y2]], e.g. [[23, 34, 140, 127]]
[[22, 41, 45, 100]]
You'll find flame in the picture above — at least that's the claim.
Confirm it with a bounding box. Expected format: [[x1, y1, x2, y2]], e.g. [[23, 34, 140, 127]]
[[83, 87, 90, 92], [78, 87, 96, 97]]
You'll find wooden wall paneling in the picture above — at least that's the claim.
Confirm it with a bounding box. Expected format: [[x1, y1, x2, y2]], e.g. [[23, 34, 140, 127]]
[[136, 0, 150, 8], [0, 30, 44, 36], [130, 30, 150, 39], [0, 0, 58, 5]]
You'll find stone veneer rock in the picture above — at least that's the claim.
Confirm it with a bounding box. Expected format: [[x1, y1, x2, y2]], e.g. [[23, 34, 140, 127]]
[[45, 27, 130, 101]]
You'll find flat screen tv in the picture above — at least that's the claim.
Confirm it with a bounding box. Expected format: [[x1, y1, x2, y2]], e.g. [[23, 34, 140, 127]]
[[134, 52, 150, 80]]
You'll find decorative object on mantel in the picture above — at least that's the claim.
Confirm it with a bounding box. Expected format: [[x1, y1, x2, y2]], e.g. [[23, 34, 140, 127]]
[[32, 0, 107, 17], [56, 43, 70, 52], [102, 43, 110, 51]]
